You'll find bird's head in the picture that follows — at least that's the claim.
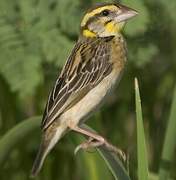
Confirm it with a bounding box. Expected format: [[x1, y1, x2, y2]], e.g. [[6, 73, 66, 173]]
[[81, 3, 138, 38]]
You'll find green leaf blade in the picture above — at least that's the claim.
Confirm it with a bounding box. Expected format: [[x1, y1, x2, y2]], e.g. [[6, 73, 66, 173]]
[[0, 116, 41, 166], [81, 125, 131, 180], [135, 78, 149, 180], [97, 148, 131, 180], [159, 86, 176, 180]]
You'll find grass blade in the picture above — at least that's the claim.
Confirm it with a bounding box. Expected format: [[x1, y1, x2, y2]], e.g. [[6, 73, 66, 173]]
[[73, 135, 112, 180], [159, 86, 176, 180], [135, 78, 149, 180], [97, 148, 131, 180], [0, 116, 41, 166], [82, 124, 131, 180]]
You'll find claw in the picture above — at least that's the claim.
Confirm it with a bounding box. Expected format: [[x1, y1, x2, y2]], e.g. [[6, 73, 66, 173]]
[[74, 145, 82, 155], [74, 137, 104, 155], [74, 137, 94, 155], [103, 140, 126, 162]]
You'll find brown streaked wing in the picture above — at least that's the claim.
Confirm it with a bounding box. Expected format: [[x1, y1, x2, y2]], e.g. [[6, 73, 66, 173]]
[[41, 37, 113, 130]]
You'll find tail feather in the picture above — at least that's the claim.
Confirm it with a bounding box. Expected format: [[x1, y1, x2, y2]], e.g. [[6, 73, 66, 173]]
[[30, 141, 49, 177], [30, 125, 66, 177]]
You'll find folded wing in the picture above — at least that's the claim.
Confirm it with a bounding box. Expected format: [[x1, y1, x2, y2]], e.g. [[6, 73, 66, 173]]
[[41, 37, 113, 130]]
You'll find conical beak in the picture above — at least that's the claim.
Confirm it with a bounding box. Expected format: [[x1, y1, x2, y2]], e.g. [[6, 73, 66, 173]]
[[115, 5, 138, 23]]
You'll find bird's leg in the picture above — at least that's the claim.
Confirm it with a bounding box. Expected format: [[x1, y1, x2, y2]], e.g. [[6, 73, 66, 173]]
[[69, 125, 126, 162]]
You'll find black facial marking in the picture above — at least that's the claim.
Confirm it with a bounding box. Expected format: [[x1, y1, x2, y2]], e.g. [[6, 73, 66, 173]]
[[105, 19, 112, 25]]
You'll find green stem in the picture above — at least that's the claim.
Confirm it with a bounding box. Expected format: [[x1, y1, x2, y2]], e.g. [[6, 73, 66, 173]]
[[0, 116, 41, 166]]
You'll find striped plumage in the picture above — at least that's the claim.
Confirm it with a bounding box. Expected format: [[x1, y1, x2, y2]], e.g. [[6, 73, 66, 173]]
[[31, 2, 137, 177], [42, 36, 114, 130]]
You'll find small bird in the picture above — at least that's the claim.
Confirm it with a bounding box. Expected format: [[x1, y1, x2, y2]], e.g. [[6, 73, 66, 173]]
[[31, 2, 138, 177]]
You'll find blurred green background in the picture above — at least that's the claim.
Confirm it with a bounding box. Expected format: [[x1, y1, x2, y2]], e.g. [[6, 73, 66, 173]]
[[0, 0, 176, 179]]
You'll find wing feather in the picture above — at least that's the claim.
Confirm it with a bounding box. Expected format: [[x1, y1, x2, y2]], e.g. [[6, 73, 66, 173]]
[[41, 37, 113, 130]]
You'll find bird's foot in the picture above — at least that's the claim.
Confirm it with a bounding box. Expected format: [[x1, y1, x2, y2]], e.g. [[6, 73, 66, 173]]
[[74, 137, 102, 154], [69, 125, 126, 162], [74, 137, 126, 163], [103, 140, 126, 163]]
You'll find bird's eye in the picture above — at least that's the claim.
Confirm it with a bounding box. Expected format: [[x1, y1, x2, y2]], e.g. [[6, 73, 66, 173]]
[[102, 10, 110, 16]]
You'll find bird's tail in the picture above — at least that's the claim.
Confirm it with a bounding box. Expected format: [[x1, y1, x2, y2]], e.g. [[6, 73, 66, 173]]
[[30, 125, 66, 177], [30, 141, 48, 178]]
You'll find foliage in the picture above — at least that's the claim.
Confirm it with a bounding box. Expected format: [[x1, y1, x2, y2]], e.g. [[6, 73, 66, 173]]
[[0, 0, 176, 180], [0, 119, 130, 180]]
